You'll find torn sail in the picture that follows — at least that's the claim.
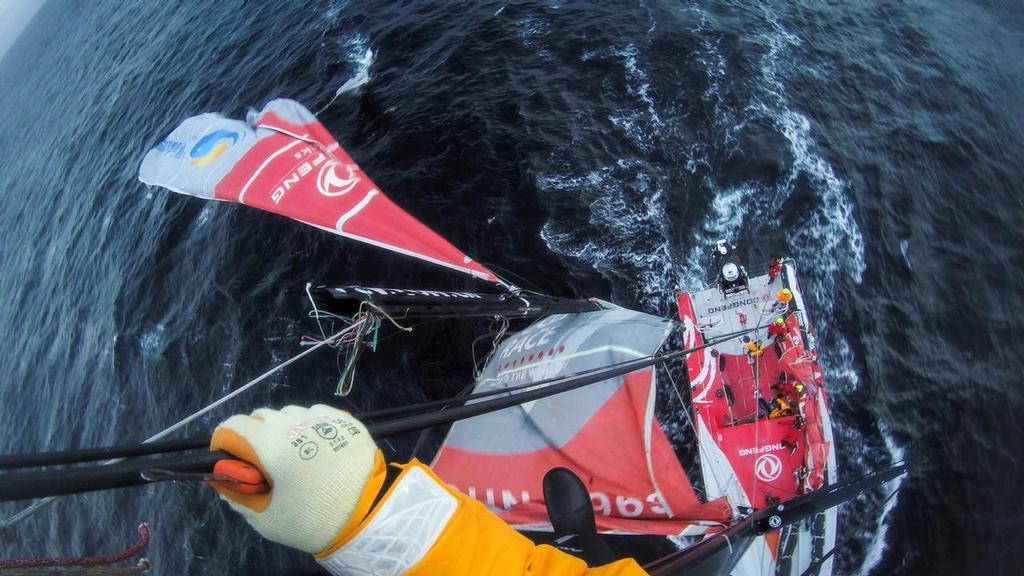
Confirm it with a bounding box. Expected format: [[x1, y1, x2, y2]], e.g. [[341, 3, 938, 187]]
[[431, 306, 731, 535], [139, 98, 500, 284]]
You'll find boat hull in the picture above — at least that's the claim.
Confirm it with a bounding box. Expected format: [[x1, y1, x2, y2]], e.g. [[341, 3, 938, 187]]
[[677, 261, 838, 576]]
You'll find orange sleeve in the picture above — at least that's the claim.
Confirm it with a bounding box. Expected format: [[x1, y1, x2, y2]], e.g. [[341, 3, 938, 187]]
[[399, 462, 650, 576], [530, 545, 649, 575], [318, 459, 650, 576]]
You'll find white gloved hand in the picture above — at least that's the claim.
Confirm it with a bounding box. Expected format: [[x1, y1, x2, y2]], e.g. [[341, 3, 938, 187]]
[[209, 404, 378, 554]]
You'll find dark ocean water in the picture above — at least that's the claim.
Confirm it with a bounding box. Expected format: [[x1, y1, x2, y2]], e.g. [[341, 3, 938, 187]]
[[0, 1, 1021, 575]]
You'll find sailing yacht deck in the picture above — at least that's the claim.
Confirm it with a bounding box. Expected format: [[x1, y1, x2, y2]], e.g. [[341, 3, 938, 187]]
[[678, 261, 834, 499]]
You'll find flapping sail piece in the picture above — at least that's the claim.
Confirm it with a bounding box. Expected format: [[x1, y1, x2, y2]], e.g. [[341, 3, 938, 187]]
[[777, 315, 818, 387], [139, 99, 500, 284], [431, 307, 731, 535]]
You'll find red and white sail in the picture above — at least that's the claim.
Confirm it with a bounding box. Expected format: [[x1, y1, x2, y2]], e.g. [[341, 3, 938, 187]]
[[431, 307, 732, 535], [139, 99, 501, 284]]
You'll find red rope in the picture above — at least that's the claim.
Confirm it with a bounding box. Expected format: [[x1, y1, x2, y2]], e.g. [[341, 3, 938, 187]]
[[0, 523, 150, 569]]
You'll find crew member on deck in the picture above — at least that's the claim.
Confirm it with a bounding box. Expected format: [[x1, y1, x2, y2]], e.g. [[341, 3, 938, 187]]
[[773, 375, 796, 398], [712, 240, 748, 294], [744, 339, 765, 360], [776, 288, 793, 304], [208, 405, 648, 576], [769, 395, 793, 419], [768, 257, 784, 282], [767, 317, 787, 341]]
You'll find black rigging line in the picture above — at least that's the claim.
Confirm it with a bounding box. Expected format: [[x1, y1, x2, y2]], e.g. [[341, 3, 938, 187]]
[[644, 462, 908, 576], [0, 323, 762, 471], [0, 323, 767, 501]]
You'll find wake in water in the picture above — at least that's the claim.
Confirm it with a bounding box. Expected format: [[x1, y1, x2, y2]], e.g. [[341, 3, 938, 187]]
[[529, 4, 899, 573], [316, 35, 375, 114]]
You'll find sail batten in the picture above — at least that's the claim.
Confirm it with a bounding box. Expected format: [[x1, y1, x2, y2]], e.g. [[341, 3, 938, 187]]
[[139, 99, 501, 285]]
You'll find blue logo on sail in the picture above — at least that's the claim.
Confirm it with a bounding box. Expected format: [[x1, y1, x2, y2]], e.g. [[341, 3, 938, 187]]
[[154, 139, 186, 159], [189, 129, 239, 167]]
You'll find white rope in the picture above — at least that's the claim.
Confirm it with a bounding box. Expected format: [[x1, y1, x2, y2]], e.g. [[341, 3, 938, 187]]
[[148, 324, 361, 441], [306, 282, 329, 341], [473, 317, 509, 381], [1, 323, 361, 529]]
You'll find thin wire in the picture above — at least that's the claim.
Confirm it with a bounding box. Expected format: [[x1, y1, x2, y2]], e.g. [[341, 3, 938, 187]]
[[665, 360, 729, 502], [359, 300, 413, 332], [0, 323, 362, 529], [306, 282, 328, 341], [478, 262, 542, 295], [472, 317, 509, 380], [335, 317, 370, 397], [336, 302, 414, 397]]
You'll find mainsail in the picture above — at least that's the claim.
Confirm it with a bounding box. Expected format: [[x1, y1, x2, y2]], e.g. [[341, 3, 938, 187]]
[[139, 99, 501, 284], [431, 307, 732, 535]]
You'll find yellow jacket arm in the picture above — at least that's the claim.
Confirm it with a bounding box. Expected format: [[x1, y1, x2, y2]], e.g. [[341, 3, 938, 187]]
[[313, 456, 649, 576]]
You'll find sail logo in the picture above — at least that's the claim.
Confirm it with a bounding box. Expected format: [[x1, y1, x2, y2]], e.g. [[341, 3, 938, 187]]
[[317, 160, 360, 196], [738, 443, 783, 456], [754, 454, 783, 482], [155, 138, 186, 159], [189, 129, 239, 167], [271, 148, 326, 204], [706, 296, 760, 315]]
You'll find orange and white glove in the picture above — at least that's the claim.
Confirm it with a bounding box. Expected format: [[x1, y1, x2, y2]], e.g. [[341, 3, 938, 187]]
[[209, 404, 377, 554], [211, 405, 649, 576]]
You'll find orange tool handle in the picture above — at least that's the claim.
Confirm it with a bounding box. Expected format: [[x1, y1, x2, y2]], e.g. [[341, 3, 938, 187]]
[[213, 459, 270, 494]]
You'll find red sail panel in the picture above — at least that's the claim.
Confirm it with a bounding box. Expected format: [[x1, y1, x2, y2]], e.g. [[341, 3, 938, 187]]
[[139, 99, 499, 284], [434, 371, 730, 534], [799, 391, 831, 491], [432, 308, 731, 534]]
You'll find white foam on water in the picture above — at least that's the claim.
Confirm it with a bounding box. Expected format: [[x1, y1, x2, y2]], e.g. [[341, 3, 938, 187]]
[[543, 7, 865, 316], [753, 11, 866, 295], [675, 183, 760, 292], [608, 44, 664, 151], [516, 16, 553, 60], [688, 7, 731, 133], [538, 7, 892, 571], [539, 44, 685, 311], [334, 46, 374, 96], [322, 0, 349, 24], [816, 334, 861, 394], [195, 203, 216, 227], [899, 239, 912, 270], [670, 6, 866, 318], [317, 34, 374, 114], [858, 427, 906, 575], [140, 323, 165, 355], [537, 161, 674, 308]]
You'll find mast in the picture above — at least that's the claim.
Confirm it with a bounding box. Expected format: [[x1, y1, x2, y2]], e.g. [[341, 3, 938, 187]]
[[310, 285, 604, 320]]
